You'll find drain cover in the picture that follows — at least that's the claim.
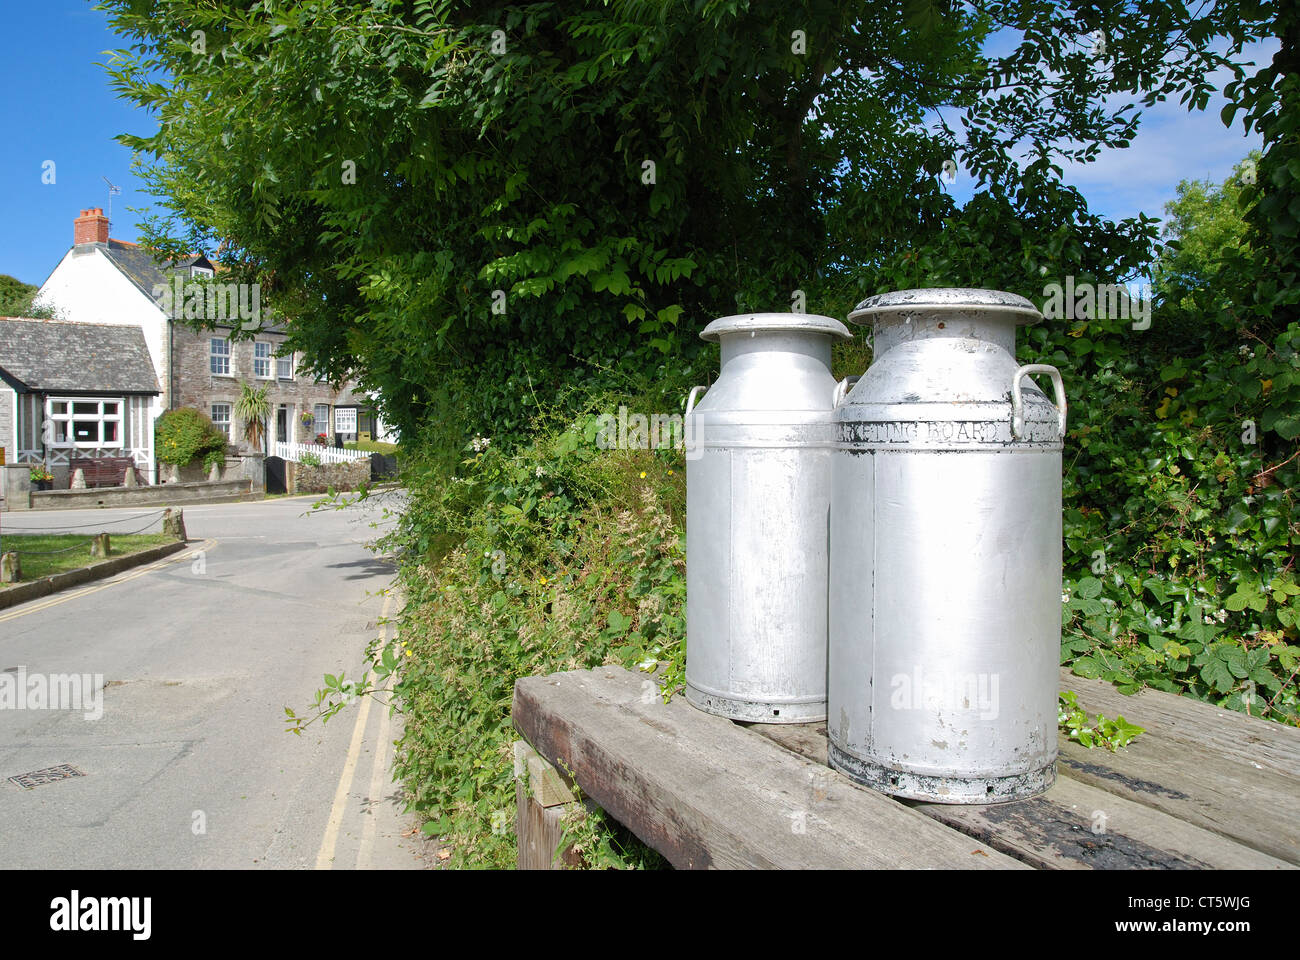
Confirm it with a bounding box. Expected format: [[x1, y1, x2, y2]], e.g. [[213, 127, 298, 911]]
[[8, 764, 85, 789]]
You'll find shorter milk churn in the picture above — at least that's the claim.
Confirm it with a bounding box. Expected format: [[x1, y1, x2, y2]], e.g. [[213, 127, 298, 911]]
[[828, 289, 1066, 801], [686, 313, 851, 722]]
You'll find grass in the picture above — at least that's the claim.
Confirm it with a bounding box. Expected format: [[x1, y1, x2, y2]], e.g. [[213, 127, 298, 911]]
[[344, 440, 400, 454], [0, 533, 177, 583]]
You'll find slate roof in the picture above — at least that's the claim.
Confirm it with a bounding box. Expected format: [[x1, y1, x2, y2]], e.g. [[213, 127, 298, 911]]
[[98, 239, 287, 334], [0, 317, 160, 394]]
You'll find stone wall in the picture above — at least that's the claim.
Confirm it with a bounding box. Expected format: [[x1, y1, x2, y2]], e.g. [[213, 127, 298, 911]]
[[171, 326, 374, 450], [31, 477, 257, 510], [290, 458, 370, 494]]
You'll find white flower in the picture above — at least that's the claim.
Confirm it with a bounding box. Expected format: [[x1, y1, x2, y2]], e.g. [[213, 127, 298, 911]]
[[1061, 592, 1070, 603], [1216, 609, 1228, 622], [1203, 616, 1214, 625], [535, 467, 545, 478], [1239, 345, 1250, 357]]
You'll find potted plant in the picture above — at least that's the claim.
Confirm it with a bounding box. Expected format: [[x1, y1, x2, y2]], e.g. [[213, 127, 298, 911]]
[[29, 466, 53, 490], [315, 432, 329, 446]]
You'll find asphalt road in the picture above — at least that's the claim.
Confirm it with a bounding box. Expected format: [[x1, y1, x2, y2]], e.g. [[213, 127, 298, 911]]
[[0, 492, 431, 869]]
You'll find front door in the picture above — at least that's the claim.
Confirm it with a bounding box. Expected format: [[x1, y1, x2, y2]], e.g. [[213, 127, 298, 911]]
[[276, 406, 288, 449]]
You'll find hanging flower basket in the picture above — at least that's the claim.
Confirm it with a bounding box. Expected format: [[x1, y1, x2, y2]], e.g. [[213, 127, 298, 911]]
[[300, 412, 315, 428]]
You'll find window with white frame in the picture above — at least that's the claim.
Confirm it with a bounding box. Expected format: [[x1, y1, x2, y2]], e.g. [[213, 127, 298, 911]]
[[313, 403, 330, 435], [210, 338, 230, 375], [211, 403, 232, 440], [276, 351, 294, 380], [45, 397, 124, 449], [254, 341, 272, 378], [191, 265, 213, 279]]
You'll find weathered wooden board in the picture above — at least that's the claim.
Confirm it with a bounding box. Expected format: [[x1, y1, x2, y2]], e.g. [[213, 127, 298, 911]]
[[514, 779, 584, 870], [512, 668, 1025, 870], [1059, 670, 1300, 865], [914, 776, 1293, 870], [1060, 670, 1300, 774], [752, 681, 1300, 868]]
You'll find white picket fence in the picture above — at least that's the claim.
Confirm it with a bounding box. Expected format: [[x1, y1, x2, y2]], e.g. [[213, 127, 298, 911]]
[[273, 441, 369, 464]]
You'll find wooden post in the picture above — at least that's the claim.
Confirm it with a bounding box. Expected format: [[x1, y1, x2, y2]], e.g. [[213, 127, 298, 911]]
[[513, 740, 585, 870], [1, 552, 19, 583], [90, 533, 111, 558]]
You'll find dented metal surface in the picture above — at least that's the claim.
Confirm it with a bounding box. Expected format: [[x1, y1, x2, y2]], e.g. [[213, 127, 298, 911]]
[[828, 288, 1065, 803], [685, 313, 851, 723]]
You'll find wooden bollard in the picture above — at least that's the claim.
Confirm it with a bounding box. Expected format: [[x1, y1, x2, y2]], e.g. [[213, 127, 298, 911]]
[[1, 552, 20, 583], [90, 533, 111, 558], [162, 507, 187, 541], [513, 740, 586, 870]]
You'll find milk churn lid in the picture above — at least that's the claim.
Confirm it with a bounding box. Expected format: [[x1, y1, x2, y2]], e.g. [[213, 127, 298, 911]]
[[848, 288, 1041, 326], [700, 313, 852, 342]]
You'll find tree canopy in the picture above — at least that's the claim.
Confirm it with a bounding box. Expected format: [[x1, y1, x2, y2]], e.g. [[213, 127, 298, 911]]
[[100, 0, 1284, 442]]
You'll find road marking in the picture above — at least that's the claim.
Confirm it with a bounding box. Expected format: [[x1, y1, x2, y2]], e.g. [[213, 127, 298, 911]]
[[0, 539, 217, 624], [356, 672, 394, 870], [315, 591, 392, 870]]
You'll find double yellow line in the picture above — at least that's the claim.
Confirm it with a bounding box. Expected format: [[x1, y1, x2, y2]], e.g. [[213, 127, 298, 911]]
[[315, 590, 396, 870], [0, 539, 218, 624]]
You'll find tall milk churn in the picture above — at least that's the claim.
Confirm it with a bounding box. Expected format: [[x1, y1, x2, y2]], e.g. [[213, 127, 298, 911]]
[[685, 313, 851, 722], [828, 288, 1066, 801]]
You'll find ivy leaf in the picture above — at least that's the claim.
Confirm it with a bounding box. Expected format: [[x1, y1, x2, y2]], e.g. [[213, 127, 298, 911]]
[[1076, 576, 1103, 599], [1072, 655, 1103, 679]]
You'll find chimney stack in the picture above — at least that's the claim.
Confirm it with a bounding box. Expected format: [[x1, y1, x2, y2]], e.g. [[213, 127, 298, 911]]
[[74, 207, 110, 246]]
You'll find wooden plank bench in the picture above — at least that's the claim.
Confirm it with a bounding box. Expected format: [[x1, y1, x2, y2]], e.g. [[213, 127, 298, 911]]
[[511, 666, 1300, 870], [70, 456, 143, 488]]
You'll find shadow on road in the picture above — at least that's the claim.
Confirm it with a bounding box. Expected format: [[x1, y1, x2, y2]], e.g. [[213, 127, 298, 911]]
[[326, 556, 398, 580]]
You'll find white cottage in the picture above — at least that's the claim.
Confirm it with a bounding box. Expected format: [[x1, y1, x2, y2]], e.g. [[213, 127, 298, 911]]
[[0, 317, 160, 485]]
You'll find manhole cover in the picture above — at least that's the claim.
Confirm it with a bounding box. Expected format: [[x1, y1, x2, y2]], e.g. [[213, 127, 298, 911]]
[[8, 764, 86, 789]]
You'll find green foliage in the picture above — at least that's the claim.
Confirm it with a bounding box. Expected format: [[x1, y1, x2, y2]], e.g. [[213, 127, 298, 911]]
[[1057, 692, 1145, 751], [1042, 158, 1300, 727], [98, 0, 1268, 444], [155, 407, 227, 467], [288, 378, 690, 867], [233, 380, 271, 451], [0, 273, 62, 320], [299, 452, 322, 467]]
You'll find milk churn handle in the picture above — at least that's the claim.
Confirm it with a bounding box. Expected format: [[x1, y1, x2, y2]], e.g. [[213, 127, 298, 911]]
[[1012, 364, 1067, 439], [833, 375, 860, 409], [685, 385, 707, 418]]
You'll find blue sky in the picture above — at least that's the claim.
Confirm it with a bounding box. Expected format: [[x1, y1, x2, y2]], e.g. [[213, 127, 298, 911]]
[[0, 2, 158, 286], [0, 2, 1275, 289]]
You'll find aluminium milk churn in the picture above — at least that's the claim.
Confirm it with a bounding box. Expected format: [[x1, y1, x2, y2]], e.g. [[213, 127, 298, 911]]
[[828, 288, 1066, 801], [685, 313, 851, 723]]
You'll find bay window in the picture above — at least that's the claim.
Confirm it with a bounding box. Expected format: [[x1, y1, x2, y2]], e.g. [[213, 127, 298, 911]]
[[45, 397, 124, 449]]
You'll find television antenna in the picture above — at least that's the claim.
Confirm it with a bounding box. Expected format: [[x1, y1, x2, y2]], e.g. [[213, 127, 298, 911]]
[[102, 176, 122, 223]]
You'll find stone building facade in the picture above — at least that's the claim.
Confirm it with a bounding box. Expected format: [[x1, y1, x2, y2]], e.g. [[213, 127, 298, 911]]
[[169, 324, 379, 452]]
